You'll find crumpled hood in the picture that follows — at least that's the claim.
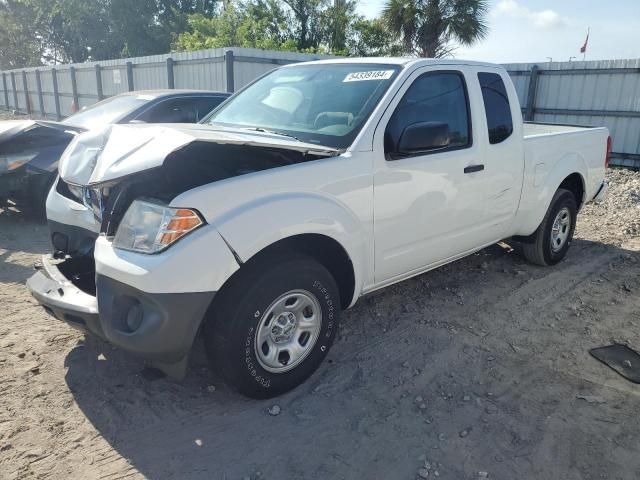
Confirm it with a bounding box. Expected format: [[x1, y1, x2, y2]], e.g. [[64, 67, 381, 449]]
[[59, 123, 341, 186]]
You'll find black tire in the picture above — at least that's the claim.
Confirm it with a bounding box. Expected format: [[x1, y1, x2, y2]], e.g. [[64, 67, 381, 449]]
[[521, 188, 577, 266], [204, 253, 340, 399]]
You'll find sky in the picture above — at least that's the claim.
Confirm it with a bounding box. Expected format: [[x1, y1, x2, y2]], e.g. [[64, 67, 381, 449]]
[[356, 0, 640, 63]]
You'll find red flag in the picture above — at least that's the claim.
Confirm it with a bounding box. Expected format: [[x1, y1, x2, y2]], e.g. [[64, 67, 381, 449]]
[[580, 29, 589, 53]]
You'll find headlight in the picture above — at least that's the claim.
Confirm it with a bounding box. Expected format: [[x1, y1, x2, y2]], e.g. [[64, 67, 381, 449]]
[[0, 153, 37, 174], [113, 200, 204, 254], [83, 186, 104, 221], [66, 183, 84, 201]]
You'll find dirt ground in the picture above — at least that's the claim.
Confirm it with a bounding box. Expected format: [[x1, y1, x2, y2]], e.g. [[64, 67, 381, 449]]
[[2, 147, 640, 478]]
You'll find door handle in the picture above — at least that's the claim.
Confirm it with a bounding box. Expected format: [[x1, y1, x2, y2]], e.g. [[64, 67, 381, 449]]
[[464, 164, 484, 174]]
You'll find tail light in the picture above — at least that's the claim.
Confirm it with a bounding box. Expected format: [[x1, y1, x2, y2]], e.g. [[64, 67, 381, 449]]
[[605, 135, 612, 169]]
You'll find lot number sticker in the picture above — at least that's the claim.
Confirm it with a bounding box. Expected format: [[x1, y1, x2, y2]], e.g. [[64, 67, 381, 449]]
[[343, 70, 394, 82]]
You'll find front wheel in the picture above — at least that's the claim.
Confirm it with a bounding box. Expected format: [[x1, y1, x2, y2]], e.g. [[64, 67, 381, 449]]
[[204, 254, 340, 398], [520, 188, 577, 266]]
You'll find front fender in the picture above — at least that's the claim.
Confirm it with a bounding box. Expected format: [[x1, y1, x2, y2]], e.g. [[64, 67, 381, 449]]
[[212, 192, 367, 307], [514, 152, 587, 236]]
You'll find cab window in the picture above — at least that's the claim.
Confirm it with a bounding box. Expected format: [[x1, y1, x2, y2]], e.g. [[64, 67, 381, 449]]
[[385, 71, 471, 158], [478, 72, 513, 144]]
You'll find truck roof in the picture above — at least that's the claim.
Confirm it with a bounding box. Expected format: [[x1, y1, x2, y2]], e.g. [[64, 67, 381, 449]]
[[285, 57, 504, 70]]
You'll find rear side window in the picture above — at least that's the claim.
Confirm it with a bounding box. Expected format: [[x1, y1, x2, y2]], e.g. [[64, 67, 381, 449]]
[[194, 97, 226, 121], [135, 98, 200, 123], [478, 72, 513, 144], [385, 71, 471, 156]]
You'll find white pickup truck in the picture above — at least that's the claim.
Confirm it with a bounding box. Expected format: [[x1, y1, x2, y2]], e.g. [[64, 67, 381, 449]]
[[28, 58, 610, 398]]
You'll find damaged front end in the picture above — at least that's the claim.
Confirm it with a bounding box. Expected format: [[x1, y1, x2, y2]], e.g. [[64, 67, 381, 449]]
[[34, 123, 340, 374], [52, 123, 340, 254]]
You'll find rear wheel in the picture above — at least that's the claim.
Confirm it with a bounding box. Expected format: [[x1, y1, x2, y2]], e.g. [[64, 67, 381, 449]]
[[520, 188, 577, 266], [204, 254, 340, 398]]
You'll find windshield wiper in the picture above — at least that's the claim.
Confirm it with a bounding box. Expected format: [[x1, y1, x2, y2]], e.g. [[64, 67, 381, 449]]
[[241, 127, 301, 142]]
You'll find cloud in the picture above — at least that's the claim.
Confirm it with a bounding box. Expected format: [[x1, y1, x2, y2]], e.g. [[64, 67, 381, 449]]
[[494, 0, 565, 30]]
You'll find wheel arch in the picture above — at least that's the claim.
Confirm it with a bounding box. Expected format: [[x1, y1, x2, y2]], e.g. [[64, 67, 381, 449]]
[[558, 172, 586, 210], [514, 171, 585, 243], [220, 233, 357, 310], [513, 150, 588, 237], [209, 191, 369, 308]]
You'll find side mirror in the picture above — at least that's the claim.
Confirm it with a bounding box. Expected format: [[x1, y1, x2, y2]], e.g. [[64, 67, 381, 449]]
[[397, 121, 450, 155], [128, 119, 147, 124]]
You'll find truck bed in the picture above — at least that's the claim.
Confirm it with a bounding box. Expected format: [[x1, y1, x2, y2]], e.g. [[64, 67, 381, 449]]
[[518, 122, 609, 226], [523, 122, 598, 138]]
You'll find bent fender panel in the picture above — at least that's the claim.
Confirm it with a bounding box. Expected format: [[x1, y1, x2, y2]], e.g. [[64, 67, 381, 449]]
[[94, 225, 240, 295], [208, 192, 367, 307]]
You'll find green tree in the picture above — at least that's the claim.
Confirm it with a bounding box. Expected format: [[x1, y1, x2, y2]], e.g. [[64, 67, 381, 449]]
[[109, 0, 176, 58], [0, 0, 196, 67], [0, 0, 114, 65], [383, 0, 489, 57], [238, 0, 295, 50], [324, 0, 357, 53], [173, 4, 244, 50], [0, 1, 43, 68], [347, 17, 401, 57], [44, 0, 113, 62], [174, 1, 301, 51], [159, 0, 220, 17], [174, 0, 361, 54], [282, 0, 328, 51]]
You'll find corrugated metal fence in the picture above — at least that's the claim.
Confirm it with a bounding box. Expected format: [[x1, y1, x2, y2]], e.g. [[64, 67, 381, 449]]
[[503, 59, 640, 168], [0, 51, 638, 168], [0, 47, 328, 120]]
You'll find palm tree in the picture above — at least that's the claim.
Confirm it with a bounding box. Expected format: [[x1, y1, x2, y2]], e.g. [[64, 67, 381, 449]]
[[383, 0, 489, 58]]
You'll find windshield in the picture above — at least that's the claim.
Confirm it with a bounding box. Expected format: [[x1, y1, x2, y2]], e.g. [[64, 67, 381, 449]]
[[205, 64, 402, 149], [62, 93, 156, 129]]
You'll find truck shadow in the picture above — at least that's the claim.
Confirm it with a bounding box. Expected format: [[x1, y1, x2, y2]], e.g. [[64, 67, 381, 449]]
[[62, 238, 640, 479]]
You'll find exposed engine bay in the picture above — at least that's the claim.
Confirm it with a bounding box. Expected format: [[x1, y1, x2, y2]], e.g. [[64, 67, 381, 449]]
[[57, 141, 334, 241]]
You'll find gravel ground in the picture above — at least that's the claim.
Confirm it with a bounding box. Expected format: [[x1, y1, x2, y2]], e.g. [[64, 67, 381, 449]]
[[1, 139, 640, 478]]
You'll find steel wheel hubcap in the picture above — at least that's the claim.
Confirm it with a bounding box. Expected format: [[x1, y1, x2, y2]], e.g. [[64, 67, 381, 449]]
[[551, 207, 572, 253], [255, 289, 322, 373]]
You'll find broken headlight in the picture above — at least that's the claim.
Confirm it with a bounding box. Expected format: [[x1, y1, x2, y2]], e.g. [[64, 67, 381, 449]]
[[65, 182, 84, 201], [112, 200, 204, 254], [62, 181, 103, 220], [84, 186, 104, 221]]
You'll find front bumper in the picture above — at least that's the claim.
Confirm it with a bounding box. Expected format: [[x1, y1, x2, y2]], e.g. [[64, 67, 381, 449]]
[[27, 255, 101, 334], [48, 219, 99, 257], [27, 255, 216, 363]]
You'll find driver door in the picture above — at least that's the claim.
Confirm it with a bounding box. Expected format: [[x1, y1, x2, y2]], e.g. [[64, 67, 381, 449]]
[[373, 69, 494, 284]]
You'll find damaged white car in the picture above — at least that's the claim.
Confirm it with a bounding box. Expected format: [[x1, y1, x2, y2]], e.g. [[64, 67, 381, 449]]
[[28, 58, 609, 398]]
